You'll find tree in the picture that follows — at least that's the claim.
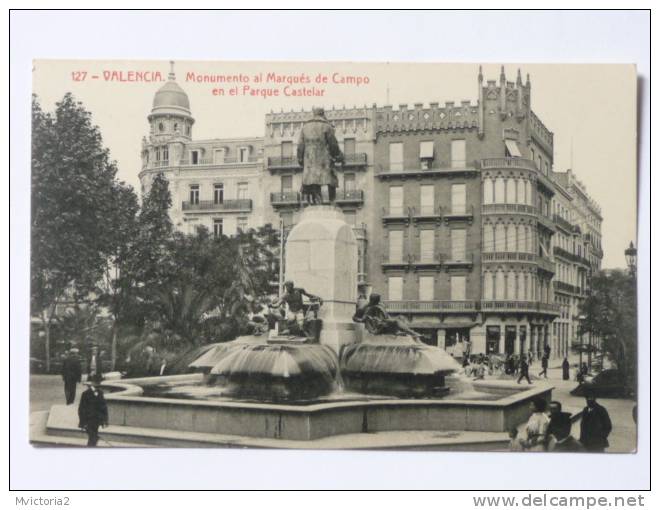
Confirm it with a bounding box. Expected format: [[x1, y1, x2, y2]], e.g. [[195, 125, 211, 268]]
[[578, 269, 637, 382], [31, 93, 136, 371]]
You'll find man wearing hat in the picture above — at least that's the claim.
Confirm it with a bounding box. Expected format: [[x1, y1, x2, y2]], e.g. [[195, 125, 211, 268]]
[[297, 107, 344, 205], [78, 375, 108, 447], [579, 392, 612, 452], [61, 348, 82, 405]]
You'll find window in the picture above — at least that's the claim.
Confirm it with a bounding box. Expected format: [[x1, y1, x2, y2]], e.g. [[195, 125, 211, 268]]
[[281, 141, 293, 158], [158, 122, 164, 132], [495, 176, 505, 203], [389, 186, 403, 215], [451, 229, 466, 261], [484, 224, 495, 252], [419, 276, 434, 301], [451, 139, 466, 168], [419, 141, 434, 169], [214, 148, 226, 164], [537, 155, 542, 171], [451, 183, 466, 214], [496, 270, 505, 300], [237, 182, 248, 200], [506, 225, 516, 251], [525, 180, 532, 205], [155, 147, 161, 161], [239, 147, 249, 163], [389, 230, 404, 262], [191, 150, 199, 165], [343, 138, 356, 155], [495, 223, 505, 253], [483, 272, 493, 299], [213, 219, 223, 238], [344, 210, 356, 226], [484, 178, 494, 204], [504, 139, 522, 158], [388, 276, 403, 301], [507, 271, 516, 300], [281, 175, 293, 192], [506, 178, 516, 204], [173, 123, 178, 133], [420, 230, 434, 262], [450, 275, 466, 301], [530, 148, 535, 162], [214, 183, 224, 204], [162, 146, 169, 162], [189, 184, 199, 205], [517, 179, 526, 204], [389, 142, 404, 171], [237, 217, 248, 233], [420, 185, 434, 215], [185, 125, 191, 136], [344, 173, 356, 192], [545, 162, 550, 176]]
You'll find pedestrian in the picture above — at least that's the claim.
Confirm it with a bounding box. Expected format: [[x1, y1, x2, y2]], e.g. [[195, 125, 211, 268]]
[[78, 375, 109, 447], [61, 348, 82, 405], [546, 401, 573, 447], [547, 419, 584, 453], [473, 359, 486, 380], [508, 427, 525, 451], [579, 393, 612, 452], [538, 354, 549, 378], [527, 351, 533, 366], [517, 355, 532, 384], [562, 357, 570, 381], [524, 398, 550, 451]]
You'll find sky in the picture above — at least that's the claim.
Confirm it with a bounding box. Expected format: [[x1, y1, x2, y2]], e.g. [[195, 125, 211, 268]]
[[32, 60, 637, 269]]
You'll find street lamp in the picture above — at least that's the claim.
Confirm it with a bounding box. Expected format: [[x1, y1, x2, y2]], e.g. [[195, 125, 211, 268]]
[[625, 241, 637, 277]]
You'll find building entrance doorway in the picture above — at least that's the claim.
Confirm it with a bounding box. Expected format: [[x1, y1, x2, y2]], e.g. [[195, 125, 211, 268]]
[[505, 326, 517, 356], [486, 326, 500, 354]]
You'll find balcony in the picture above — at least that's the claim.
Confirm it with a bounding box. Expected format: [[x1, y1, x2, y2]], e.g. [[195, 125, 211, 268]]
[[382, 206, 411, 225], [178, 156, 261, 167], [411, 206, 442, 224], [381, 253, 411, 270], [385, 300, 478, 314], [410, 254, 443, 270], [482, 252, 537, 263], [480, 157, 555, 196], [352, 223, 368, 241], [376, 164, 478, 180], [553, 214, 574, 233], [482, 203, 538, 216], [342, 152, 368, 169], [553, 280, 581, 295], [537, 214, 556, 233], [181, 199, 252, 212], [270, 191, 301, 208], [443, 205, 474, 224], [267, 156, 301, 173], [335, 189, 364, 205], [442, 252, 474, 269], [537, 256, 555, 274], [480, 300, 560, 316]]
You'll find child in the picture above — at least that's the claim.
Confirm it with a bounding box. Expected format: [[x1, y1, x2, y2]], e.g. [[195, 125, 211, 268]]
[[509, 427, 525, 451]]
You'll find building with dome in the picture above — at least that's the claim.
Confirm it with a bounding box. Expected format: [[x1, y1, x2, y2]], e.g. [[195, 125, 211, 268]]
[[139, 62, 265, 237]]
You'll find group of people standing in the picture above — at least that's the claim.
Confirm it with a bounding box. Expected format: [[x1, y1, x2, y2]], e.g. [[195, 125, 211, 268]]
[[510, 394, 612, 453]]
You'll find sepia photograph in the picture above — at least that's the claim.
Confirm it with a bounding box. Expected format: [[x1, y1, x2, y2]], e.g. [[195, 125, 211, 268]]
[[27, 58, 638, 453]]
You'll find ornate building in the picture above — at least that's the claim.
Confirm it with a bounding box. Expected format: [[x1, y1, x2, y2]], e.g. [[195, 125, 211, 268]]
[[139, 63, 603, 358]]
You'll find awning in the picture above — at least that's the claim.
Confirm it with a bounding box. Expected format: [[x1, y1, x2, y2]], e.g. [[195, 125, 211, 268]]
[[419, 141, 434, 159], [504, 139, 522, 158]]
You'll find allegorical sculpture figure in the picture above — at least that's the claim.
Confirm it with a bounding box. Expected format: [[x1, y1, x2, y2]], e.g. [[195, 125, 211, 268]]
[[297, 107, 344, 205]]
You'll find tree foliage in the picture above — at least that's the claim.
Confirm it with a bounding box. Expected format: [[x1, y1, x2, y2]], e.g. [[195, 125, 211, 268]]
[[578, 269, 637, 379]]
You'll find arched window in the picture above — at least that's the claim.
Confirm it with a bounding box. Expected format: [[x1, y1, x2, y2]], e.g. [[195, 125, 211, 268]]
[[507, 271, 516, 300], [484, 178, 494, 204], [484, 223, 494, 252], [518, 273, 525, 301], [506, 178, 516, 204], [158, 122, 164, 132], [506, 224, 516, 252], [495, 223, 505, 253], [523, 274, 529, 300], [517, 225, 525, 252], [525, 180, 532, 206], [483, 272, 493, 299], [494, 176, 505, 203], [496, 270, 505, 300], [517, 178, 526, 204]]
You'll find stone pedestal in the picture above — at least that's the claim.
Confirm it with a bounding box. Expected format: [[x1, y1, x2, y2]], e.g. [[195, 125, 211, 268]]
[[285, 205, 359, 354]]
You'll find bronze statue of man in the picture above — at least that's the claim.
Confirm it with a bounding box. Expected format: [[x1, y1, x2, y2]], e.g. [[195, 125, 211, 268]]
[[297, 107, 344, 205]]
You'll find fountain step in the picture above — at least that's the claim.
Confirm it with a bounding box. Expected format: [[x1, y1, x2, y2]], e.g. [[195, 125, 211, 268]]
[[41, 405, 511, 450]]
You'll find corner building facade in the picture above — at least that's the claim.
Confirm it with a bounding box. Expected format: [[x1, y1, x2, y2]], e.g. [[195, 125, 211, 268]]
[[369, 67, 561, 357]]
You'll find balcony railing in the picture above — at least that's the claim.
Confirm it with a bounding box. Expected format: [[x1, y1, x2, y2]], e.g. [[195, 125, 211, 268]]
[[335, 189, 364, 204], [352, 223, 368, 240], [381, 253, 412, 269], [553, 281, 581, 295], [482, 203, 538, 215], [410, 253, 443, 269], [537, 214, 556, 233], [267, 156, 301, 171], [382, 206, 411, 224], [270, 191, 301, 206], [482, 252, 537, 263], [553, 214, 574, 233], [385, 300, 478, 314], [178, 156, 261, 166], [376, 165, 478, 179], [553, 246, 575, 261], [181, 199, 252, 212], [443, 204, 474, 223], [480, 300, 560, 315], [537, 256, 555, 274], [480, 157, 555, 196], [442, 252, 474, 267], [342, 153, 368, 168]]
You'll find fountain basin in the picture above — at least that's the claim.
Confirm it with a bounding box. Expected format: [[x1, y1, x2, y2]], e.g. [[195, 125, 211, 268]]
[[96, 374, 553, 441]]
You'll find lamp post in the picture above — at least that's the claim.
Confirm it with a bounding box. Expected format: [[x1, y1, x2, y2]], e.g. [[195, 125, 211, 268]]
[[625, 241, 637, 278]]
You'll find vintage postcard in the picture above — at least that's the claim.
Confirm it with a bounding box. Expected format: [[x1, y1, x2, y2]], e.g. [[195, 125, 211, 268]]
[[29, 59, 637, 453]]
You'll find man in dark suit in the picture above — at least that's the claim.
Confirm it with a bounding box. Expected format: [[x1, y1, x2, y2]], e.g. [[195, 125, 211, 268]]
[[579, 393, 612, 452], [61, 348, 82, 405], [78, 376, 108, 447]]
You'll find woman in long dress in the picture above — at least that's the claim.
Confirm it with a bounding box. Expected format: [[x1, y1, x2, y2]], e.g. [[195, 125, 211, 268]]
[[524, 398, 550, 451]]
